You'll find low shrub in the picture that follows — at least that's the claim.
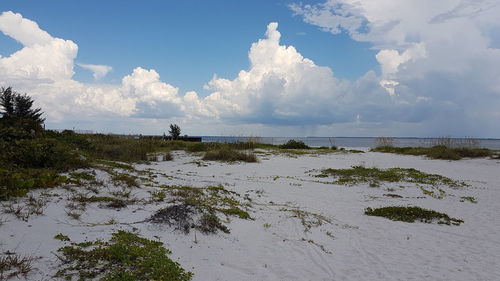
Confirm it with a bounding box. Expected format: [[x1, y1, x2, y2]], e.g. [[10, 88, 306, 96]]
[[318, 166, 465, 187], [365, 206, 463, 225], [0, 169, 68, 200], [55, 231, 192, 281], [371, 145, 496, 160], [280, 140, 310, 149], [203, 147, 257, 162]]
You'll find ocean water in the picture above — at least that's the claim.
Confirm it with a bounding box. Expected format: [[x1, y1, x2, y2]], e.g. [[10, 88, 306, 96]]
[[201, 136, 500, 150]]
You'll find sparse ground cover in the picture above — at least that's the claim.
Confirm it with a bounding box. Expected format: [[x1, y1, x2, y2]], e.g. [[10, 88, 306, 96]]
[[365, 206, 464, 225], [316, 165, 466, 188], [0, 254, 37, 280], [371, 145, 498, 160], [150, 184, 252, 234], [54, 231, 193, 281], [202, 147, 258, 163], [0, 139, 498, 280]]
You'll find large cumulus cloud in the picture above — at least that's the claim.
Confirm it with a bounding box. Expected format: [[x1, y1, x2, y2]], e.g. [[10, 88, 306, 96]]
[[197, 22, 433, 126], [0, 11, 183, 122], [291, 0, 500, 136]]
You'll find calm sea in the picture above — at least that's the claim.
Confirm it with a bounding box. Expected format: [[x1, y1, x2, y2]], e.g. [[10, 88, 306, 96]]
[[201, 136, 500, 150]]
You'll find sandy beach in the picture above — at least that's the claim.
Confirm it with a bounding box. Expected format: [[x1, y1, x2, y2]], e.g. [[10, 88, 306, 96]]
[[1, 149, 500, 280]]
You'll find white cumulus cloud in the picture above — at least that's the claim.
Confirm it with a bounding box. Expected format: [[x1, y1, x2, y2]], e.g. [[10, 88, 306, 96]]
[[0, 11, 185, 123], [193, 22, 421, 126], [291, 0, 500, 136]]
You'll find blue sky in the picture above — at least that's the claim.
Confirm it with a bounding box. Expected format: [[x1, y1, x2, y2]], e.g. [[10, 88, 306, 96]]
[[1, 1, 500, 137]]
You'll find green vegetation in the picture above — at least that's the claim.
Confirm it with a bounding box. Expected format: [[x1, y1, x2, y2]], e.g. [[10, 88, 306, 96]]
[[1, 87, 44, 127], [54, 233, 70, 241], [460, 196, 477, 203], [372, 145, 497, 160], [72, 195, 131, 209], [317, 165, 466, 187], [149, 184, 251, 234], [110, 173, 139, 187], [55, 231, 192, 281], [203, 147, 257, 162], [169, 124, 181, 140], [280, 139, 310, 149], [365, 206, 463, 225]]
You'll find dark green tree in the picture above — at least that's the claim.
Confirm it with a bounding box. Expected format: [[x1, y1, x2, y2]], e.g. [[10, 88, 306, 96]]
[[0, 87, 45, 125], [0, 87, 15, 118], [169, 124, 181, 140]]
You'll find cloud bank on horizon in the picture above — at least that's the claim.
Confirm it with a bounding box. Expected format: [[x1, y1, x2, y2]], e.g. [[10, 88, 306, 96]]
[[1, 1, 500, 137]]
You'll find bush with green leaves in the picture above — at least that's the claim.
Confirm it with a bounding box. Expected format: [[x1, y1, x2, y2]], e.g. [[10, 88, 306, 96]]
[[280, 140, 310, 149], [55, 231, 192, 281], [365, 206, 463, 225]]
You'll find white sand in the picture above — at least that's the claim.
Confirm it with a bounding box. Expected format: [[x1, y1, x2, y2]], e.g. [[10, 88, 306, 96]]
[[1, 149, 500, 280]]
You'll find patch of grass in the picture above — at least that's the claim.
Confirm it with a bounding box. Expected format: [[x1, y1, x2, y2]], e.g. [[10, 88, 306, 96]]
[[203, 147, 257, 163], [86, 134, 164, 162], [419, 186, 445, 199], [2, 196, 47, 221], [54, 233, 70, 241], [371, 145, 497, 160], [280, 140, 310, 149], [95, 160, 135, 171], [318, 165, 466, 188], [197, 212, 230, 234], [151, 184, 251, 234], [0, 168, 68, 200], [365, 206, 463, 225], [460, 196, 477, 203], [384, 193, 403, 198], [0, 254, 36, 280], [219, 207, 250, 219], [69, 171, 96, 181], [147, 152, 172, 162], [54, 231, 192, 281], [72, 195, 129, 209], [150, 190, 167, 202], [111, 173, 139, 187]]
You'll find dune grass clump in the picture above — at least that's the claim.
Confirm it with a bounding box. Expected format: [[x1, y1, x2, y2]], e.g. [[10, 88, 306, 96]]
[[150, 184, 251, 234], [318, 165, 466, 187], [460, 196, 477, 203], [365, 206, 463, 225], [371, 145, 496, 160], [0, 254, 36, 280], [202, 147, 257, 162], [72, 195, 131, 209], [54, 231, 192, 281], [87, 134, 163, 162], [280, 140, 310, 149]]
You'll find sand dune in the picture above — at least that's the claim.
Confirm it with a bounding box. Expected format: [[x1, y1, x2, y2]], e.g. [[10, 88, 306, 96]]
[[1, 149, 499, 280]]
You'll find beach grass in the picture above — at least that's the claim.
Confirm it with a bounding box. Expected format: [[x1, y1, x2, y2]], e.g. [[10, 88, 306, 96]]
[[371, 145, 497, 160], [317, 165, 466, 187], [203, 147, 258, 162], [365, 206, 463, 225], [151, 184, 251, 234], [0, 254, 36, 279]]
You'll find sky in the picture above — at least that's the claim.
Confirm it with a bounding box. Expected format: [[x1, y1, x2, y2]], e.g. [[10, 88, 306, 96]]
[[1, 0, 500, 137]]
